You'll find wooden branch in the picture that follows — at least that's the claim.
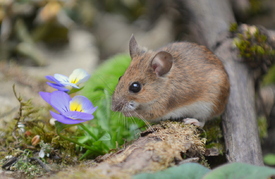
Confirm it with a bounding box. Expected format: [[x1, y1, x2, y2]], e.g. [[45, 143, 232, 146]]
[[178, 0, 235, 50], [229, 0, 251, 20], [215, 38, 263, 165], [14, 19, 47, 66], [49, 122, 205, 178], [257, 85, 275, 118], [179, 0, 264, 165], [95, 122, 205, 173]]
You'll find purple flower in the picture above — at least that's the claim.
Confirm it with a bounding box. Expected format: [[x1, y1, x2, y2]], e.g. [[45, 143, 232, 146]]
[[46, 68, 91, 92], [39, 91, 97, 124]]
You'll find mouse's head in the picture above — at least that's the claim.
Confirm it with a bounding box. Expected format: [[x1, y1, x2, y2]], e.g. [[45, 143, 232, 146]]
[[111, 35, 174, 121]]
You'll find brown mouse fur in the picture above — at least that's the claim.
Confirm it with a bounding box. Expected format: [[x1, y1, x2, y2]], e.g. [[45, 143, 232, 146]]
[[112, 35, 230, 127]]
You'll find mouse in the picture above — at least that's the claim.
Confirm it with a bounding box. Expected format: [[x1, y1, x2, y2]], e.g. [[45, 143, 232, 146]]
[[111, 35, 230, 127]]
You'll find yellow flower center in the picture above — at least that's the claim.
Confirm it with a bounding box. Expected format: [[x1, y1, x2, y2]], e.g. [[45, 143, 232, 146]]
[[70, 78, 79, 84], [70, 101, 83, 112]]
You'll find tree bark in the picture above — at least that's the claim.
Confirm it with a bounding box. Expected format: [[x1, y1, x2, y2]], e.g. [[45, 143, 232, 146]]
[[180, 0, 235, 50], [180, 0, 264, 165], [216, 38, 263, 165]]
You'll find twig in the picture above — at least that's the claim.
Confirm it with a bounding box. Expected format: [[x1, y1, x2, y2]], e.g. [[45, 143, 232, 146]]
[[29, 157, 51, 172], [12, 84, 23, 142]]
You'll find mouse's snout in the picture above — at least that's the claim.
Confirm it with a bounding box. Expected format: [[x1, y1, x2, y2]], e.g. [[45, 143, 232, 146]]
[[111, 99, 124, 112]]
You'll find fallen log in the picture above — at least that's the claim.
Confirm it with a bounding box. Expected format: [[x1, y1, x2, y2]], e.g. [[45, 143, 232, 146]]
[[46, 122, 206, 178]]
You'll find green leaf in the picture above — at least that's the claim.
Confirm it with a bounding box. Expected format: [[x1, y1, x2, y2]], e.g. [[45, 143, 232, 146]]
[[77, 136, 90, 144], [92, 141, 106, 150], [80, 150, 93, 160], [98, 132, 111, 141], [203, 162, 275, 179], [55, 121, 76, 133], [134, 163, 210, 179], [86, 126, 99, 138], [264, 154, 275, 165]]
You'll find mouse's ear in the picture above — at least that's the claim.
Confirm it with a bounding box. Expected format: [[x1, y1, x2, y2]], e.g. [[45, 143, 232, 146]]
[[151, 51, 173, 77], [129, 35, 143, 59]]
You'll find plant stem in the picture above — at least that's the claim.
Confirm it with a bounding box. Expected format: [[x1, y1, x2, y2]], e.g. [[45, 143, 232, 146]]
[[79, 123, 110, 152], [56, 129, 94, 151], [104, 89, 111, 120], [79, 123, 97, 140]]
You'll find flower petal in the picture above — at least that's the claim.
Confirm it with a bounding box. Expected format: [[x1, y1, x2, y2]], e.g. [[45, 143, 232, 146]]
[[77, 75, 90, 84], [65, 83, 79, 89], [54, 74, 70, 84], [63, 111, 94, 120], [50, 111, 86, 124], [45, 75, 60, 84], [46, 82, 69, 92], [53, 81, 79, 89], [69, 68, 90, 85], [70, 95, 97, 114], [39, 92, 51, 104], [50, 91, 71, 113]]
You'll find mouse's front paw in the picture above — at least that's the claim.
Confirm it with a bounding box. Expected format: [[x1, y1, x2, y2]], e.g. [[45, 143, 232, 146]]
[[183, 118, 204, 127]]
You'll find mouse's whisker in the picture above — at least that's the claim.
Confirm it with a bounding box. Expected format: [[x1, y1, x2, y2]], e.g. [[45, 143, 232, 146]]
[[133, 112, 152, 131], [93, 75, 116, 94]]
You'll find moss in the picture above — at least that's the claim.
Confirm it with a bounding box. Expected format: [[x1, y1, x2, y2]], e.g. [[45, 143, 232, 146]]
[[249, 0, 265, 16], [202, 119, 224, 153], [234, 27, 275, 59], [258, 116, 268, 140], [229, 23, 238, 33], [0, 86, 83, 178], [262, 64, 275, 85], [148, 122, 206, 167], [232, 25, 275, 78]]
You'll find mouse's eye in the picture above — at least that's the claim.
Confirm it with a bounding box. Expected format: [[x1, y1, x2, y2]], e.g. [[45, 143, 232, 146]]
[[129, 82, 142, 93]]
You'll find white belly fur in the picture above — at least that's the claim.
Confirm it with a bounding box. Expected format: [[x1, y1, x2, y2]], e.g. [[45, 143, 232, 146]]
[[155, 101, 213, 122]]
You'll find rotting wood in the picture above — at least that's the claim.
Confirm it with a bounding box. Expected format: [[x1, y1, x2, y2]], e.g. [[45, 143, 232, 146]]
[[45, 122, 206, 179], [92, 122, 205, 176]]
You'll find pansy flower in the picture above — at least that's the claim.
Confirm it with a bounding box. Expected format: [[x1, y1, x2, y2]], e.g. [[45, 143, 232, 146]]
[[39, 91, 97, 124], [46, 68, 90, 92]]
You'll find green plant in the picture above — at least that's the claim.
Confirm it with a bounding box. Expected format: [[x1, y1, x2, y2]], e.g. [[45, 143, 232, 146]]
[[80, 54, 146, 158], [264, 153, 275, 165], [134, 162, 275, 179]]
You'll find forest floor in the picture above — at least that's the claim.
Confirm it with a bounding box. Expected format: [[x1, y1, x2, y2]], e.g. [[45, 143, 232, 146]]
[[0, 29, 99, 178]]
